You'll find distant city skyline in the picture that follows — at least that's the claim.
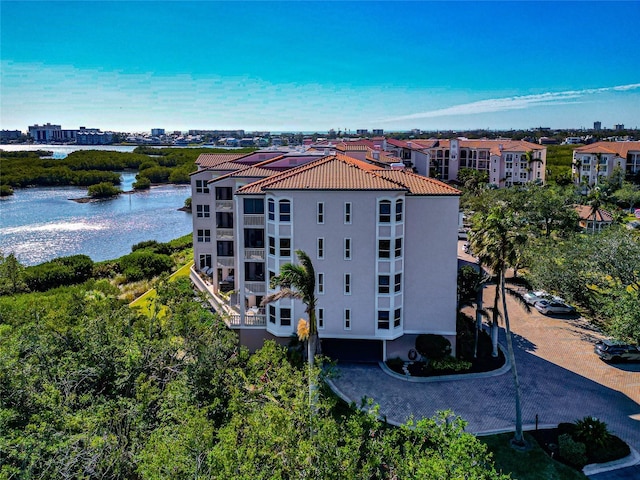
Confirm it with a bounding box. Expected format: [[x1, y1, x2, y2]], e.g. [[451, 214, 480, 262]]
[[2, 1, 639, 132]]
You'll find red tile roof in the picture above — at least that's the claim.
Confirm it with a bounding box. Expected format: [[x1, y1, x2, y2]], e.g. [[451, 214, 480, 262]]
[[574, 141, 640, 157], [195, 153, 247, 167], [236, 154, 460, 196], [574, 205, 613, 222]]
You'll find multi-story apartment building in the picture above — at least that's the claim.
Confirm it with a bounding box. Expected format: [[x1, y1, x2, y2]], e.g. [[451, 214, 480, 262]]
[[572, 141, 640, 186], [190, 151, 461, 362], [386, 138, 546, 187]]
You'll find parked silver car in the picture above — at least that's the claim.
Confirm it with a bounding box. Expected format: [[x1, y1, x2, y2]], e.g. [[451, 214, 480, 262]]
[[534, 299, 575, 315]]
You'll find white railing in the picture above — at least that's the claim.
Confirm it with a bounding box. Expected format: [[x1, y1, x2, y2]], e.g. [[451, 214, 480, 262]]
[[215, 200, 233, 211], [217, 257, 235, 267], [244, 214, 265, 226], [244, 248, 265, 260], [216, 228, 234, 240], [227, 313, 267, 327], [245, 281, 266, 294]]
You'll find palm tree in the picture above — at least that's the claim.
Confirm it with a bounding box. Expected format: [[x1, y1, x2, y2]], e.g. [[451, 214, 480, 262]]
[[469, 206, 528, 446], [587, 187, 603, 234], [261, 250, 319, 368], [524, 150, 543, 183]]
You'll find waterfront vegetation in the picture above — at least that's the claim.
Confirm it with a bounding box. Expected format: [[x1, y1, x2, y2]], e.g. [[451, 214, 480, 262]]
[[0, 147, 256, 195]]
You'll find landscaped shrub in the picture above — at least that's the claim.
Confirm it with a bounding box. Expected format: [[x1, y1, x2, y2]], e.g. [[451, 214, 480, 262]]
[[118, 250, 173, 281], [23, 255, 94, 291], [589, 433, 630, 464], [573, 416, 609, 448], [558, 433, 587, 469], [430, 355, 472, 372], [415, 334, 452, 360]]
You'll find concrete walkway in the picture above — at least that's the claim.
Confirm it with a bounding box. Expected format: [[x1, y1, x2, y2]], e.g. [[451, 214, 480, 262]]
[[327, 241, 640, 475]]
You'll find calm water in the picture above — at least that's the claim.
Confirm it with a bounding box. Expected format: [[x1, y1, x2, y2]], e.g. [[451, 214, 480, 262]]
[[0, 144, 138, 159], [0, 172, 192, 265]]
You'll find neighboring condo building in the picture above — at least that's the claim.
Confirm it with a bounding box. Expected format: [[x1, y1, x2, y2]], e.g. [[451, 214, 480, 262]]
[[572, 141, 640, 186], [385, 138, 546, 187], [190, 150, 461, 362]]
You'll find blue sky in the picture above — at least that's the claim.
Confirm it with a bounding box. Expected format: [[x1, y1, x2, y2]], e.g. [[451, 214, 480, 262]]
[[2, 1, 639, 133]]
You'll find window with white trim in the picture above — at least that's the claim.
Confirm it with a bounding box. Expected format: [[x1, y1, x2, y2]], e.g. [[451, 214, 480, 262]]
[[279, 238, 291, 257], [394, 308, 401, 328], [199, 254, 212, 269], [317, 202, 324, 224], [344, 273, 351, 295], [395, 199, 403, 222], [318, 273, 324, 294], [280, 308, 291, 326], [195, 179, 209, 193], [394, 273, 402, 293], [268, 236, 275, 255], [394, 238, 402, 258], [377, 310, 390, 330], [318, 308, 324, 329], [344, 309, 351, 330], [279, 200, 291, 222], [317, 238, 324, 259], [378, 240, 390, 259], [268, 199, 275, 220], [344, 202, 352, 224], [269, 305, 276, 324], [344, 238, 351, 259], [378, 275, 390, 294], [379, 200, 391, 223]]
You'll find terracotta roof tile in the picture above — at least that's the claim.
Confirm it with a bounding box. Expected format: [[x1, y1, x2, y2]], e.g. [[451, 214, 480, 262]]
[[236, 154, 460, 196], [574, 205, 613, 222], [195, 153, 247, 167], [574, 141, 640, 157]]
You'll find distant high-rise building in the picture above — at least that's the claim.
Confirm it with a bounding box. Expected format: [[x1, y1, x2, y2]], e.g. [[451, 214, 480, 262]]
[[593, 121, 602, 131], [151, 128, 165, 136], [372, 129, 384, 136], [614, 124, 625, 131], [356, 129, 369, 135]]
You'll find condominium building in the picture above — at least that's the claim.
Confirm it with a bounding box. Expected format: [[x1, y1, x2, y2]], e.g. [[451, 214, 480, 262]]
[[190, 151, 461, 362], [572, 141, 640, 186], [386, 138, 546, 187]]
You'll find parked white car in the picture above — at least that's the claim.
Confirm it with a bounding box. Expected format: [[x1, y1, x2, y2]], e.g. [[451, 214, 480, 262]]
[[534, 299, 575, 315]]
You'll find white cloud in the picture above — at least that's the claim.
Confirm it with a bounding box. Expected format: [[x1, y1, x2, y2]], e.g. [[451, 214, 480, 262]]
[[379, 84, 640, 123]]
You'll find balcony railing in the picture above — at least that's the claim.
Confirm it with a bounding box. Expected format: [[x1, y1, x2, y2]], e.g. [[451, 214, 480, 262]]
[[227, 313, 267, 327], [244, 214, 265, 226], [244, 248, 265, 260], [216, 200, 233, 211], [217, 257, 235, 267], [245, 281, 266, 294], [216, 228, 234, 240]]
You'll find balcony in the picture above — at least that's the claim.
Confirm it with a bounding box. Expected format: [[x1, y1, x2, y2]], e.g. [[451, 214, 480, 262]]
[[216, 228, 234, 240], [244, 248, 265, 261], [217, 257, 235, 267], [245, 281, 266, 294], [228, 312, 267, 327], [216, 200, 233, 211], [244, 214, 265, 226]]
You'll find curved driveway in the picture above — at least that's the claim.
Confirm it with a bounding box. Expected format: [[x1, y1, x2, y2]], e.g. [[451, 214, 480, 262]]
[[328, 242, 640, 457]]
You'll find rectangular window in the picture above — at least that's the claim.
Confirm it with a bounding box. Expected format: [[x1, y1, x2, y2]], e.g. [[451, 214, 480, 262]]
[[268, 236, 275, 255], [344, 273, 351, 295], [243, 198, 264, 214], [318, 308, 324, 329], [317, 202, 324, 224], [216, 212, 233, 228], [244, 229, 264, 248], [244, 262, 265, 281], [216, 240, 233, 256], [195, 179, 209, 194], [377, 310, 390, 330], [394, 308, 401, 328], [395, 238, 402, 258], [317, 238, 324, 259], [199, 254, 212, 269], [280, 308, 291, 326], [269, 305, 276, 324], [506, 162, 513, 169], [395, 200, 403, 222], [197, 229, 211, 243], [196, 204, 210, 218], [268, 199, 275, 221], [394, 273, 402, 293], [379, 201, 391, 223], [215, 187, 232, 200], [279, 200, 291, 222], [378, 275, 390, 294], [344, 202, 352, 224], [344, 238, 351, 259], [378, 239, 390, 259], [318, 273, 324, 294], [279, 238, 291, 257], [344, 309, 351, 330]]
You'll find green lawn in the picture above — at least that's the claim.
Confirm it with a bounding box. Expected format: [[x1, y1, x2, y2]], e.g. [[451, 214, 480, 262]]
[[481, 432, 587, 480], [129, 260, 194, 316]]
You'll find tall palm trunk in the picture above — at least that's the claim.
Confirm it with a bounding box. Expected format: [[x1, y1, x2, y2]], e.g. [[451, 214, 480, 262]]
[[491, 283, 500, 358], [500, 269, 524, 445]]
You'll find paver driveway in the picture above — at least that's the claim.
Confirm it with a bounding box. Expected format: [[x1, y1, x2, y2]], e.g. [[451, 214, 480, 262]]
[[328, 242, 640, 458]]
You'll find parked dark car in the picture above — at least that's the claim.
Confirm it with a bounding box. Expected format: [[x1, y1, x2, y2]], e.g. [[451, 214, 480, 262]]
[[594, 340, 640, 362]]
